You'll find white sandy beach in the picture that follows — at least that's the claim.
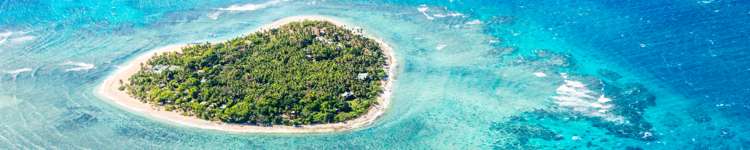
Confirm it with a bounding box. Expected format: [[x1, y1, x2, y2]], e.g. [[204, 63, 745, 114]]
[[96, 15, 397, 133]]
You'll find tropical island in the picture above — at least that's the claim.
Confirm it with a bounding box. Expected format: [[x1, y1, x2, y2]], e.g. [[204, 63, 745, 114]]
[[97, 16, 397, 133]]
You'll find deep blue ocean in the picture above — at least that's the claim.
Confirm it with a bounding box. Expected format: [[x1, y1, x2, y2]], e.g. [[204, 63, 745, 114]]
[[1, 0, 749, 149]]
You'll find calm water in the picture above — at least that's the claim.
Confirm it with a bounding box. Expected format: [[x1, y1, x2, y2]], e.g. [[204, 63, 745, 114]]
[[1, 0, 749, 149]]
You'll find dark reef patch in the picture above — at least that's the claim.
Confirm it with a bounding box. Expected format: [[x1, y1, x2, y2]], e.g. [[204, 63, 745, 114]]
[[530, 50, 576, 68], [659, 112, 683, 128], [688, 106, 712, 123], [597, 69, 623, 81], [505, 50, 577, 69], [489, 49, 659, 147], [54, 106, 101, 131], [597, 82, 657, 141], [489, 116, 563, 149], [490, 120, 562, 144], [485, 16, 515, 25], [114, 123, 181, 143]]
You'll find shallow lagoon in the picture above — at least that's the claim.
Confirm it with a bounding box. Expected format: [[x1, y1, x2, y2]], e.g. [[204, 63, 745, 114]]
[[1, 0, 749, 149]]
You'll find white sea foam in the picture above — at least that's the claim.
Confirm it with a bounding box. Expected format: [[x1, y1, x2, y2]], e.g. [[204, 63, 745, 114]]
[[559, 72, 569, 79], [434, 12, 463, 18], [209, 0, 284, 19], [207, 11, 223, 20], [597, 95, 612, 103], [0, 31, 11, 44], [61, 61, 95, 72], [698, 0, 715, 4], [10, 35, 34, 43], [417, 5, 434, 20], [417, 4, 429, 12], [465, 20, 481, 25], [533, 72, 547, 77], [436, 44, 447, 50], [416, 5, 465, 20], [0, 31, 34, 46], [571, 136, 581, 141], [446, 12, 464, 17], [552, 80, 624, 123], [219, 0, 283, 11], [4, 68, 32, 75]]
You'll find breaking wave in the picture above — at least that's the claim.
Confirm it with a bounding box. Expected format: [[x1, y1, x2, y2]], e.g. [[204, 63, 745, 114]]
[[208, 0, 285, 20], [0, 30, 35, 46], [4, 68, 32, 75], [61, 61, 95, 72], [219, 0, 283, 11], [552, 78, 624, 123]]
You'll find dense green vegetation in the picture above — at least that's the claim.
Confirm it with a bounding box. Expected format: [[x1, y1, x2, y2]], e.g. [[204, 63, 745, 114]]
[[123, 20, 389, 126]]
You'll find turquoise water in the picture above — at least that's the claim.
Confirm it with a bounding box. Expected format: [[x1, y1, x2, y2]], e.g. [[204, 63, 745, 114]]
[[1, 0, 749, 149]]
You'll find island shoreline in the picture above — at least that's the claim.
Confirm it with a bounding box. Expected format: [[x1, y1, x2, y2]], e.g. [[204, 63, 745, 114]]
[[95, 15, 397, 133]]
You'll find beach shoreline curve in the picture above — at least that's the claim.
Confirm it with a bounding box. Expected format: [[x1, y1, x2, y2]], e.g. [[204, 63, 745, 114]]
[[95, 15, 397, 133]]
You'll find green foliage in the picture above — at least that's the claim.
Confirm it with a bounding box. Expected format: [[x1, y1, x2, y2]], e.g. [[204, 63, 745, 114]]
[[125, 20, 388, 126]]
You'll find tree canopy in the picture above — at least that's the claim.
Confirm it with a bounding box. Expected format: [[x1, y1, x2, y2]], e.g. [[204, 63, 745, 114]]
[[124, 20, 388, 126]]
